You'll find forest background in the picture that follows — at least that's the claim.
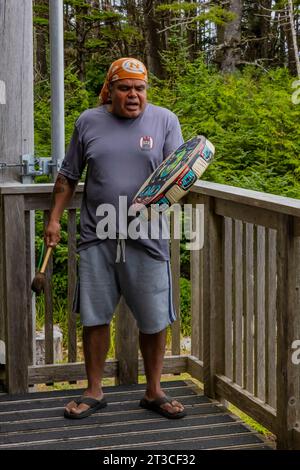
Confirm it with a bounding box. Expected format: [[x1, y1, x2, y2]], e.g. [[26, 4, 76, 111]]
[[33, 0, 300, 345]]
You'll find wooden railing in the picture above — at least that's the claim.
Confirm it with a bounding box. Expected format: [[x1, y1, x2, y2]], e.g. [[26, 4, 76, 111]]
[[0, 183, 185, 391], [1, 180, 300, 449], [186, 182, 300, 450]]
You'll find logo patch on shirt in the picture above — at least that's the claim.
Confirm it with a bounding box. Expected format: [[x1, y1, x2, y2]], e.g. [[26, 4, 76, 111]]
[[140, 136, 153, 150]]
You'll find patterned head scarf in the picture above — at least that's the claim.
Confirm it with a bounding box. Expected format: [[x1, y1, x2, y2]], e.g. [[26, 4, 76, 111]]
[[100, 57, 148, 104]]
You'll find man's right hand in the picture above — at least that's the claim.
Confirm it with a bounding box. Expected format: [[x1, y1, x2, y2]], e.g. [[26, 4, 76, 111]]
[[45, 219, 61, 248]]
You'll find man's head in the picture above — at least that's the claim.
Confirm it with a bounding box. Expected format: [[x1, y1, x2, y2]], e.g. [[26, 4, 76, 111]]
[[108, 78, 147, 118], [100, 58, 148, 119]]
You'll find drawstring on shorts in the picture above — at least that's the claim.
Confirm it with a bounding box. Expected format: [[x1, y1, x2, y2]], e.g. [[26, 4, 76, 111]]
[[115, 236, 126, 263]]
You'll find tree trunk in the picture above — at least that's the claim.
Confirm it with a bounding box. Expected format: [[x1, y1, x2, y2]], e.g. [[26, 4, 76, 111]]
[[259, 0, 272, 59], [186, 0, 197, 61], [143, 0, 164, 78], [287, 0, 300, 78], [221, 0, 242, 73], [34, 0, 49, 80], [75, 4, 88, 82]]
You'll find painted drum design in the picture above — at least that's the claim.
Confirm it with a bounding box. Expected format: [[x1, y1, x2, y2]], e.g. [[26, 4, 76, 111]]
[[132, 135, 215, 216]]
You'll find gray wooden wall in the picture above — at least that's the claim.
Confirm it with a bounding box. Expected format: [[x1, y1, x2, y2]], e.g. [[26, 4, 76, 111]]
[[0, 0, 34, 355]]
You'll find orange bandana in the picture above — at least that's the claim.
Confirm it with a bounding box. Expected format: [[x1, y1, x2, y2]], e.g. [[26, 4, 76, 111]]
[[100, 58, 148, 104]]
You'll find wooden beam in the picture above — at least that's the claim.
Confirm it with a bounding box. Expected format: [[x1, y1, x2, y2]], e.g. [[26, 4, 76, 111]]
[[67, 209, 77, 363], [215, 374, 277, 433], [203, 196, 225, 398], [171, 215, 181, 356], [28, 355, 188, 384], [0, 196, 5, 354], [0, 0, 34, 182], [3, 195, 29, 393], [0, 183, 84, 195], [276, 215, 300, 449], [24, 193, 83, 211], [28, 360, 117, 384], [191, 181, 300, 218], [187, 355, 204, 382], [215, 199, 279, 229], [190, 248, 203, 360], [115, 298, 139, 385]]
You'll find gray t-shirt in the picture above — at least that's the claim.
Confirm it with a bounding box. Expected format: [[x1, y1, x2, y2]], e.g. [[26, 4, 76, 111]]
[[59, 103, 183, 260]]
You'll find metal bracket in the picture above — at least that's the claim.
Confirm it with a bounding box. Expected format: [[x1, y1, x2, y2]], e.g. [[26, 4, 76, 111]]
[[21, 154, 55, 184]]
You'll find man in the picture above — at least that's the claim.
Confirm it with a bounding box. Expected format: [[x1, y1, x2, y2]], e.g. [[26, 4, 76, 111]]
[[45, 57, 186, 419]]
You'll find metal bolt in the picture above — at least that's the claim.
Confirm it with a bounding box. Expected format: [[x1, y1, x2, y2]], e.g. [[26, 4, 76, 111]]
[[289, 397, 296, 406]]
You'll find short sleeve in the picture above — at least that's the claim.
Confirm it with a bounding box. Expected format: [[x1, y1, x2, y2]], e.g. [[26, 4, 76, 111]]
[[163, 113, 184, 159], [59, 125, 86, 181]]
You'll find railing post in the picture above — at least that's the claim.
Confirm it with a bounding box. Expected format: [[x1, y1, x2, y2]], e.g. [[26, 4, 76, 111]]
[[203, 196, 225, 398], [3, 194, 29, 393], [188, 192, 204, 362], [191, 247, 203, 360], [276, 215, 300, 449], [170, 215, 181, 356], [115, 297, 139, 385], [67, 209, 77, 364]]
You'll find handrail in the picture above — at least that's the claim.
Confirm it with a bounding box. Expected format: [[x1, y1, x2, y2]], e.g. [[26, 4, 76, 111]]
[[1, 179, 299, 214], [1, 180, 300, 448]]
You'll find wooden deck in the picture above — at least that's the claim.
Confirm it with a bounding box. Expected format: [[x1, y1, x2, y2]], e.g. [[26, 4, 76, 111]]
[[2, 181, 300, 448], [0, 380, 273, 450]]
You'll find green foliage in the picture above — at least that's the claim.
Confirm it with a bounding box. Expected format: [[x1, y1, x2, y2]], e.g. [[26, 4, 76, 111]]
[[35, 208, 81, 348], [149, 57, 300, 198], [156, 3, 235, 25], [34, 66, 90, 158], [33, 51, 300, 350], [180, 278, 191, 337]]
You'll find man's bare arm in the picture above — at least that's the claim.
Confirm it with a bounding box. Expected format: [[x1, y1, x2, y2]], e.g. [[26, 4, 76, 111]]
[[45, 174, 77, 247], [49, 174, 77, 222]]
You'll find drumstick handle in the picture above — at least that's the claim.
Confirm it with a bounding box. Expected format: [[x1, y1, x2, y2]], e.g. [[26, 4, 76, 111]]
[[40, 247, 53, 274]]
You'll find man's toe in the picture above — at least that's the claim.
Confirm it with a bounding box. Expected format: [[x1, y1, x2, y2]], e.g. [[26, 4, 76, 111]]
[[170, 400, 184, 412], [65, 400, 78, 413]]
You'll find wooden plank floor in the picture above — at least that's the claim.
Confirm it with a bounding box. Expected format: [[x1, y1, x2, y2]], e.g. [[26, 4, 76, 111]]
[[0, 380, 273, 450]]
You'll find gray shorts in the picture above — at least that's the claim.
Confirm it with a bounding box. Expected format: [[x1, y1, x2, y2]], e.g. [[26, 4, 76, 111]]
[[73, 239, 176, 334]]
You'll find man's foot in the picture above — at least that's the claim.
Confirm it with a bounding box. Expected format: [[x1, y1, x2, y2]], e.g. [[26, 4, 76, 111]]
[[140, 392, 186, 419], [64, 390, 106, 419]]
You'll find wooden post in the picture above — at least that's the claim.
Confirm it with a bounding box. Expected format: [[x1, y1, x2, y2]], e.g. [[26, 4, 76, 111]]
[[0, 196, 5, 356], [203, 196, 225, 398], [191, 247, 203, 360], [0, 0, 34, 387], [25, 211, 36, 367], [188, 192, 204, 362], [67, 209, 77, 363], [171, 216, 181, 356], [115, 297, 139, 385], [3, 195, 29, 393], [43, 211, 54, 366], [276, 215, 300, 449], [0, 0, 34, 181]]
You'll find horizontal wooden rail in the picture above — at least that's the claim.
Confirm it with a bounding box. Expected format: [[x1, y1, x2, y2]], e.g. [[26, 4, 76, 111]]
[[2, 180, 300, 448], [215, 374, 277, 433], [192, 181, 300, 217], [215, 199, 280, 229], [28, 355, 188, 384]]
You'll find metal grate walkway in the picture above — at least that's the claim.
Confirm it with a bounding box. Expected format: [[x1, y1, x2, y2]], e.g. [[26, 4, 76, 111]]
[[0, 380, 273, 450]]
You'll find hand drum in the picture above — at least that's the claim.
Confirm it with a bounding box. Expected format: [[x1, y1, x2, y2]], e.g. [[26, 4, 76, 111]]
[[132, 135, 215, 217]]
